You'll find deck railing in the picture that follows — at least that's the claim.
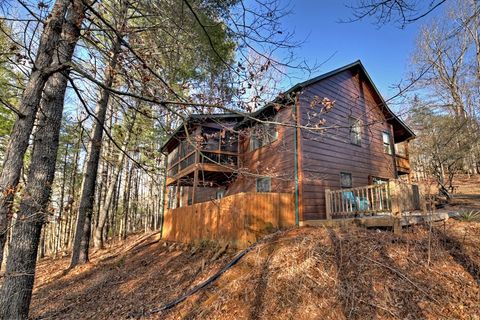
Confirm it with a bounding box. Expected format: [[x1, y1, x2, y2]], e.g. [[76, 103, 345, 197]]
[[166, 149, 238, 185], [325, 180, 420, 219]]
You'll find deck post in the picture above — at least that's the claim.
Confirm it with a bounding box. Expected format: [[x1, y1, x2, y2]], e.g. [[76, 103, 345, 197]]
[[325, 189, 332, 219], [389, 180, 402, 234]]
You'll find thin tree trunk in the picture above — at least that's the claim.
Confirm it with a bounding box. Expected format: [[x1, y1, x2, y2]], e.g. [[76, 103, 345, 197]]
[[122, 161, 132, 240], [70, 35, 122, 267], [0, 0, 70, 269], [55, 143, 69, 257], [111, 166, 122, 240], [37, 228, 45, 260], [94, 111, 136, 249], [0, 2, 84, 314], [64, 127, 82, 250]]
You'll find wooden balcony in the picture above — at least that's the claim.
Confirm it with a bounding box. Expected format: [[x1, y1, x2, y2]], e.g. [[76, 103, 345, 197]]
[[395, 155, 411, 174], [166, 149, 238, 186]]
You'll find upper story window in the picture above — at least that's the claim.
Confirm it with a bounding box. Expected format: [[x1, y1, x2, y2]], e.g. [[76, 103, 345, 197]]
[[256, 177, 272, 192], [340, 172, 352, 188], [249, 123, 278, 151], [382, 132, 392, 155], [202, 127, 238, 152], [350, 117, 362, 145]]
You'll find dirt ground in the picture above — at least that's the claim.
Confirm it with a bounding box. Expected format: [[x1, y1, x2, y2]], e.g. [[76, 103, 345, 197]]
[[30, 218, 479, 320]]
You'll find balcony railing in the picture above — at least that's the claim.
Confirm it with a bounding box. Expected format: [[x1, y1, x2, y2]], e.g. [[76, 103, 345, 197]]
[[167, 149, 238, 184], [395, 155, 411, 173], [325, 180, 420, 219]]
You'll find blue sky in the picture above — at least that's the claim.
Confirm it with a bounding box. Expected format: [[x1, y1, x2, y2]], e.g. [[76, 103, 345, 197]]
[[280, 0, 436, 100]]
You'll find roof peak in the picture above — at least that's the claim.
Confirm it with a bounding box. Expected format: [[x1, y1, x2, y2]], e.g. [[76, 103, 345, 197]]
[[286, 60, 365, 94]]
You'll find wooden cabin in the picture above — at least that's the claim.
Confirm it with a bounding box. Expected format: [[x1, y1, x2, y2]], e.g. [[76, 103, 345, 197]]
[[161, 61, 418, 247]]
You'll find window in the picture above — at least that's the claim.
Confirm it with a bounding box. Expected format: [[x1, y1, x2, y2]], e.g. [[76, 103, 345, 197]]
[[221, 131, 238, 152], [372, 177, 389, 185], [216, 190, 225, 199], [350, 117, 361, 145], [187, 188, 193, 205], [250, 135, 261, 151], [256, 177, 271, 192], [249, 124, 278, 151], [167, 186, 178, 209], [179, 186, 184, 207], [340, 172, 352, 189], [382, 132, 392, 155]]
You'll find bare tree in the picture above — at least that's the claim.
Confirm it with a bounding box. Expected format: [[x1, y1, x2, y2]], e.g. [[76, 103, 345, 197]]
[[347, 0, 448, 27], [0, 0, 72, 268], [69, 0, 127, 267], [0, 0, 85, 316]]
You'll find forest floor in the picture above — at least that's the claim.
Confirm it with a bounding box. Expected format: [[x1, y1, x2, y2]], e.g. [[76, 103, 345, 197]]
[[31, 218, 480, 319]]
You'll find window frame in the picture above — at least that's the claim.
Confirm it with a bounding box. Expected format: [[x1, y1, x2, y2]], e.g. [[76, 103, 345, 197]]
[[340, 172, 353, 189], [216, 190, 225, 199], [249, 123, 279, 152], [371, 176, 389, 185], [349, 117, 362, 146], [382, 131, 393, 155], [167, 186, 175, 209], [256, 177, 272, 192]]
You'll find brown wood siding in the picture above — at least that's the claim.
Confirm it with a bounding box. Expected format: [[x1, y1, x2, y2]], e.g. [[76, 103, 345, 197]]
[[299, 69, 396, 220], [227, 106, 296, 195]]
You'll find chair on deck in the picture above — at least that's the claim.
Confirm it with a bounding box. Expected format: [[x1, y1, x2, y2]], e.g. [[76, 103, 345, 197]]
[[341, 191, 370, 212]]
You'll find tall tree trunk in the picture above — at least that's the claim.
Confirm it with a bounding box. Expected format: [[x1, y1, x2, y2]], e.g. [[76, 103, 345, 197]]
[[94, 111, 136, 249], [122, 161, 132, 240], [55, 143, 69, 257], [0, 2, 84, 315], [70, 37, 121, 267], [0, 0, 70, 269], [64, 127, 82, 250]]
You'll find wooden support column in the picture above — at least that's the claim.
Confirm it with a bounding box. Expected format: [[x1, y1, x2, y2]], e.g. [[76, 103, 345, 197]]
[[325, 189, 332, 220], [294, 95, 305, 223], [389, 180, 402, 235]]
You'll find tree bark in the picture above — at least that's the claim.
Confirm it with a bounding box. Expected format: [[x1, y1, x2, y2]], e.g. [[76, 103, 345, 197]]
[[70, 36, 121, 267], [0, 1, 84, 317], [0, 0, 70, 269]]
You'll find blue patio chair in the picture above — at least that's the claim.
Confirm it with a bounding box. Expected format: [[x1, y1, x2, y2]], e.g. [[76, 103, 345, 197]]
[[342, 191, 370, 212]]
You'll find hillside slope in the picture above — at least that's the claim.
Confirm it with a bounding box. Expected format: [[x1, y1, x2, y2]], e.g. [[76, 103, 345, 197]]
[[31, 220, 479, 319]]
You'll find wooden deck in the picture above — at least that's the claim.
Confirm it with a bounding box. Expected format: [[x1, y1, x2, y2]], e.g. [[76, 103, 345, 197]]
[[300, 211, 457, 228], [325, 180, 421, 219]]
